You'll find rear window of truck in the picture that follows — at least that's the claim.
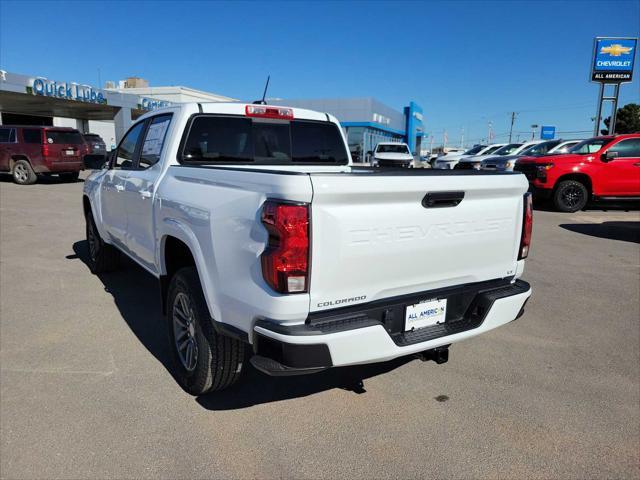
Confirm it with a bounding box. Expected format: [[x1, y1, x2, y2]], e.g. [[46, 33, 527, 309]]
[[46, 131, 84, 144], [180, 115, 349, 165]]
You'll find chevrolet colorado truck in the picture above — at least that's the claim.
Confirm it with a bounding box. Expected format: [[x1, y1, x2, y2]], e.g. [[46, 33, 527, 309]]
[[83, 103, 533, 395], [515, 134, 640, 212]]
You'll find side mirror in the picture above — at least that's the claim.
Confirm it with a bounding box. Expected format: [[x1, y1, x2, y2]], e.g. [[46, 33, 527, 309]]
[[602, 150, 619, 162]]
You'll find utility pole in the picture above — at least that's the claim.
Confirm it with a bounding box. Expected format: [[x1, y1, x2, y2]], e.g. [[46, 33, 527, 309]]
[[487, 121, 494, 143], [508, 112, 517, 142], [460, 128, 464, 149]]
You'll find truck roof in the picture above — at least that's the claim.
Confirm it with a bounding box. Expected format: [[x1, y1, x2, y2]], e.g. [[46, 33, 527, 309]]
[[141, 102, 339, 124]]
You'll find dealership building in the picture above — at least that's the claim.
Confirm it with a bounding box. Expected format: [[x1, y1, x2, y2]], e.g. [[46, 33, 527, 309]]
[[0, 71, 233, 150], [273, 98, 424, 162], [0, 69, 423, 163]]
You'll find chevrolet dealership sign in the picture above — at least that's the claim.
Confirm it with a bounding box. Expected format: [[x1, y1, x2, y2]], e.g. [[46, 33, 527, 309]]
[[592, 37, 637, 82]]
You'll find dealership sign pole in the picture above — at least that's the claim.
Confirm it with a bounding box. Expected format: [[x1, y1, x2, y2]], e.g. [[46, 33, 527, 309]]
[[591, 37, 637, 136]]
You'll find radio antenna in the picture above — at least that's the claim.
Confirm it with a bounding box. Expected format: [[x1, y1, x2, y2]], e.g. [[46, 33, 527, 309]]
[[253, 75, 270, 105]]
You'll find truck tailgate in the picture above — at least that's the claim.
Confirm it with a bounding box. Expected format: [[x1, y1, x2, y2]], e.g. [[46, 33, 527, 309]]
[[308, 172, 528, 312]]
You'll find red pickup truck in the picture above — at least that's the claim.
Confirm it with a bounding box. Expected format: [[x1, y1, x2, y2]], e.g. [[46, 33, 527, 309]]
[[515, 134, 640, 212]]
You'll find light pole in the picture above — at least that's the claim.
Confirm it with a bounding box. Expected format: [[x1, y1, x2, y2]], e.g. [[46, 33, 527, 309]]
[[508, 112, 517, 142]]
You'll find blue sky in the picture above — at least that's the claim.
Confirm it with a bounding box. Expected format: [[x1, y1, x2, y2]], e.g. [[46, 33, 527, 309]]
[[1, 0, 639, 145]]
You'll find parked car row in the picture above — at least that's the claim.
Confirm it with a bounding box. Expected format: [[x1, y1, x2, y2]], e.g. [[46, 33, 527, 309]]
[[0, 125, 107, 184], [422, 134, 640, 212], [455, 139, 569, 170]]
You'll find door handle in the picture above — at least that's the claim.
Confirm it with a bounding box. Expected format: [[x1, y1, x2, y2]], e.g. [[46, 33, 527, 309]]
[[422, 191, 465, 208], [115, 184, 125, 192], [139, 190, 152, 199], [634, 163, 640, 167]]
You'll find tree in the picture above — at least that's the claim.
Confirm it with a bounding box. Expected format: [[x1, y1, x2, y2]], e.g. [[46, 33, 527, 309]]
[[601, 103, 640, 135]]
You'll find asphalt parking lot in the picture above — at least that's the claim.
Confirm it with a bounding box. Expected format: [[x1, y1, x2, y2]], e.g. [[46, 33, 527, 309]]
[[1, 172, 639, 479]]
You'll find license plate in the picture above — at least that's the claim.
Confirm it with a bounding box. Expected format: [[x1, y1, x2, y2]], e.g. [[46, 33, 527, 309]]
[[65, 150, 75, 156], [405, 298, 447, 331]]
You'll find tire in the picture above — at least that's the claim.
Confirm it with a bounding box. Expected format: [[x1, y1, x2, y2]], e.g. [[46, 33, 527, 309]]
[[167, 267, 245, 395], [12, 159, 37, 185], [553, 180, 589, 212], [60, 172, 80, 182], [85, 208, 119, 273]]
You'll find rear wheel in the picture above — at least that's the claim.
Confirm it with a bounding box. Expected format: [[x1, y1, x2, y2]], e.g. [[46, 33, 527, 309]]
[[553, 180, 588, 212], [12, 160, 37, 185], [60, 172, 80, 182], [85, 208, 119, 273], [167, 267, 245, 395]]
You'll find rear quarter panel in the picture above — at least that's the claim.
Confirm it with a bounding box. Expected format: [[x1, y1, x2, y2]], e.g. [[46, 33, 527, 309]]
[[156, 166, 314, 335]]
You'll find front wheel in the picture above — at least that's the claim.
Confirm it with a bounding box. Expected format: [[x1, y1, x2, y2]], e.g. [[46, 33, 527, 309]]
[[553, 180, 589, 212], [85, 208, 119, 273], [167, 267, 245, 395]]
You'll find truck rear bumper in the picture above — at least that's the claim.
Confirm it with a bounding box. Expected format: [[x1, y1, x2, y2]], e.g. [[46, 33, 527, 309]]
[[252, 279, 531, 375]]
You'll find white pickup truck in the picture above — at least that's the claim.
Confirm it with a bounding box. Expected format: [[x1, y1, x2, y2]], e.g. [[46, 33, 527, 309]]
[[372, 142, 414, 167], [83, 102, 532, 395]]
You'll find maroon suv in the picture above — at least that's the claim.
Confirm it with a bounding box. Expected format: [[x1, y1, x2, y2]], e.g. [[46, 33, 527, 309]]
[[0, 126, 86, 185]]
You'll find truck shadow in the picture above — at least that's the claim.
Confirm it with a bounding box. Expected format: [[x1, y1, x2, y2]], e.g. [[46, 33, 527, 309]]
[[559, 221, 640, 244], [70, 240, 416, 410], [533, 199, 640, 212], [0, 173, 84, 185]]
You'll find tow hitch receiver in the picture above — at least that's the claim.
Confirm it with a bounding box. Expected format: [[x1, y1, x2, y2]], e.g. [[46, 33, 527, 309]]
[[416, 345, 450, 364]]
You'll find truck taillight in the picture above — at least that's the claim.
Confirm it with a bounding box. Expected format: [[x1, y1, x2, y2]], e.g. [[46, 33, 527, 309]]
[[518, 193, 533, 259], [42, 144, 51, 157], [246, 105, 294, 120], [261, 200, 309, 294]]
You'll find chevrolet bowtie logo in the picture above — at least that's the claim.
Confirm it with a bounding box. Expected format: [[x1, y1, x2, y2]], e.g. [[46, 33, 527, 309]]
[[600, 44, 633, 56]]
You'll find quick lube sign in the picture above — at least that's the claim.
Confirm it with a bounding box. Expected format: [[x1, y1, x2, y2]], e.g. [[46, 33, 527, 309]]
[[592, 37, 637, 82], [30, 78, 107, 104]]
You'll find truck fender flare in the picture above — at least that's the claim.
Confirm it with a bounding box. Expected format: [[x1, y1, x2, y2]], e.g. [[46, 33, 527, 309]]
[[158, 219, 221, 322]]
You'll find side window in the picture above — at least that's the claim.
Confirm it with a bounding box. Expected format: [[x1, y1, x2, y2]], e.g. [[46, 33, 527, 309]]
[[114, 122, 145, 169], [22, 129, 42, 144], [0, 128, 15, 143], [139, 114, 172, 169], [608, 139, 640, 158]]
